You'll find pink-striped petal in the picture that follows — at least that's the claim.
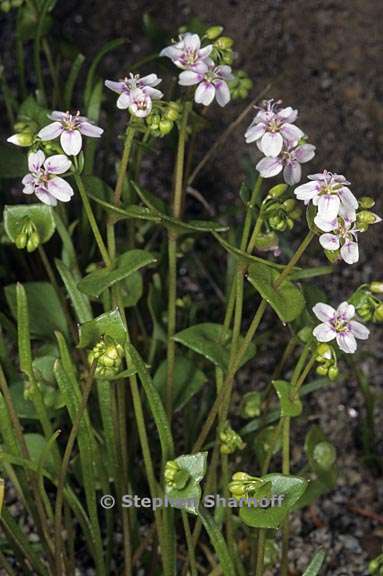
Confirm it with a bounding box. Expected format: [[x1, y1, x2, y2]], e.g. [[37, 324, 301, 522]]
[[319, 233, 340, 251], [260, 132, 283, 157], [337, 302, 355, 320], [104, 80, 125, 94], [46, 177, 74, 202], [117, 92, 131, 109], [215, 81, 231, 107], [340, 240, 359, 264], [283, 162, 301, 185], [336, 332, 357, 354], [35, 187, 58, 206], [44, 154, 71, 174], [349, 321, 369, 340], [317, 194, 340, 221], [60, 130, 82, 156], [79, 122, 103, 138], [312, 302, 336, 322], [28, 150, 45, 173], [38, 122, 63, 141], [194, 82, 215, 106], [244, 122, 266, 143], [178, 70, 203, 86], [313, 323, 336, 342], [256, 157, 283, 178]]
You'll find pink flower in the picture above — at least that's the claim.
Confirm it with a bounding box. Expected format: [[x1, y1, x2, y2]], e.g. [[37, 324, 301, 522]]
[[178, 63, 233, 107], [38, 111, 103, 156], [312, 301, 369, 354], [294, 171, 358, 225], [105, 73, 163, 115], [160, 33, 213, 70], [245, 100, 304, 157], [22, 150, 73, 206], [256, 142, 316, 185]]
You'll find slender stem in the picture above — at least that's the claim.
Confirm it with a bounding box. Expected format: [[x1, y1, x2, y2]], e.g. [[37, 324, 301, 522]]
[[54, 366, 97, 576], [181, 510, 197, 576], [166, 101, 192, 418], [74, 172, 111, 266], [114, 125, 136, 209], [273, 230, 315, 289], [255, 528, 266, 576]]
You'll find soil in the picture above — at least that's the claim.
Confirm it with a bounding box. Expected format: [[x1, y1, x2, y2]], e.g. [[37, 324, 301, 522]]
[[1, 0, 383, 574]]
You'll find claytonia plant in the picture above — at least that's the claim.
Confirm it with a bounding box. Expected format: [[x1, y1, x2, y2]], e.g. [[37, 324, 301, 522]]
[[22, 150, 73, 205], [1, 19, 382, 576], [38, 110, 103, 156], [312, 302, 370, 353], [105, 73, 163, 117]]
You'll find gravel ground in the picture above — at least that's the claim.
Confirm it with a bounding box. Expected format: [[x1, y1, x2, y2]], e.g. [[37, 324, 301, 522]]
[[1, 0, 383, 574]]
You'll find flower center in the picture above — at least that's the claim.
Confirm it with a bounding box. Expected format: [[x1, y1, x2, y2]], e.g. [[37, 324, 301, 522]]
[[332, 316, 349, 333], [268, 118, 281, 133], [62, 111, 80, 131], [184, 49, 198, 65]]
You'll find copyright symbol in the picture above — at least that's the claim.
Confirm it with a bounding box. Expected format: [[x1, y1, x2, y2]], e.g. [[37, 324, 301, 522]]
[[100, 495, 115, 509]]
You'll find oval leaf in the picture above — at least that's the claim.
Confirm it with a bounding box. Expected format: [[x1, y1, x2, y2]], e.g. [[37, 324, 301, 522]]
[[4, 204, 56, 244], [303, 550, 326, 576], [78, 309, 127, 348]]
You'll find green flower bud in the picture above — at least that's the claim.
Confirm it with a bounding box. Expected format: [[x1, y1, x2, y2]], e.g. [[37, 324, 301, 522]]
[[26, 230, 40, 252], [164, 103, 180, 121], [313, 441, 336, 469], [316, 365, 329, 376], [228, 471, 262, 499], [316, 343, 332, 359], [7, 132, 34, 147], [328, 365, 339, 381], [370, 281, 383, 294], [282, 199, 296, 212], [15, 231, 27, 249], [221, 52, 233, 65], [88, 337, 124, 378], [268, 183, 288, 198], [232, 472, 251, 482], [269, 214, 286, 231], [241, 391, 262, 418], [219, 422, 246, 454], [373, 303, 383, 322], [205, 25, 224, 40], [289, 208, 302, 220], [215, 36, 233, 49], [286, 217, 294, 230], [357, 210, 379, 225], [359, 196, 375, 209], [159, 119, 173, 135], [164, 460, 191, 490]]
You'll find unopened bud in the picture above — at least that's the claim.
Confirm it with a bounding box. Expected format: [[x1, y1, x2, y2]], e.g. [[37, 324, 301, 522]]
[[241, 391, 261, 418], [26, 230, 40, 252], [369, 281, 383, 294], [7, 132, 33, 147], [316, 365, 328, 376], [359, 196, 375, 209], [282, 199, 296, 212], [268, 183, 288, 198], [328, 366, 339, 381], [373, 303, 383, 322], [215, 36, 233, 49], [205, 26, 224, 40], [159, 119, 173, 135], [357, 210, 379, 225], [15, 231, 27, 249]]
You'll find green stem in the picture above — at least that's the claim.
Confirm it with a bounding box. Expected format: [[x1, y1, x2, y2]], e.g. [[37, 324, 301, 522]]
[[166, 101, 192, 418], [274, 230, 315, 289], [74, 172, 111, 266], [181, 510, 197, 576], [114, 125, 136, 209], [255, 528, 266, 576]]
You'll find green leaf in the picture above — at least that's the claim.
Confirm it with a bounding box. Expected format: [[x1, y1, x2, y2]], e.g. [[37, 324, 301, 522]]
[[273, 380, 302, 417], [24, 433, 55, 474], [0, 143, 27, 178], [64, 53, 86, 109], [88, 193, 161, 223], [165, 452, 207, 514], [198, 508, 236, 576], [119, 271, 143, 308], [305, 426, 337, 474], [132, 182, 229, 234], [247, 262, 305, 322], [9, 381, 37, 419], [84, 38, 126, 106], [303, 550, 326, 576], [212, 231, 285, 270], [5, 282, 69, 339], [15, 283, 33, 378], [289, 266, 333, 281], [18, 95, 50, 128], [126, 343, 174, 462], [173, 323, 256, 371], [239, 473, 307, 529], [153, 355, 208, 411], [78, 309, 127, 349], [55, 259, 93, 324], [4, 204, 56, 244], [254, 426, 281, 467], [78, 250, 157, 298]]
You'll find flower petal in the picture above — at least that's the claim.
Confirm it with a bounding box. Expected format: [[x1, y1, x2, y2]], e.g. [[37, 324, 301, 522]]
[[214, 81, 231, 107], [140, 73, 161, 87], [28, 150, 45, 173], [313, 323, 336, 342], [294, 144, 316, 163], [117, 92, 131, 109], [349, 320, 369, 340], [312, 302, 336, 322], [336, 332, 357, 354], [178, 70, 203, 86], [317, 194, 340, 221], [104, 80, 125, 94], [314, 215, 338, 232], [60, 130, 82, 156], [22, 174, 35, 194], [184, 33, 201, 52], [79, 121, 103, 137], [35, 187, 58, 206], [256, 157, 283, 178], [279, 123, 304, 144], [46, 177, 74, 202], [336, 302, 355, 320], [143, 86, 163, 99], [294, 181, 318, 203], [338, 186, 358, 210], [194, 82, 215, 106], [38, 122, 63, 141], [244, 122, 266, 143], [44, 154, 72, 174], [283, 161, 301, 185], [319, 233, 340, 251], [260, 131, 283, 157], [340, 240, 359, 264]]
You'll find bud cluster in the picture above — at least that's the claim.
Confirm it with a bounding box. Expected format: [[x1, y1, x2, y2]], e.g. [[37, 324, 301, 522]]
[[15, 217, 40, 252], [315, 343, 339, 381], [219, 422, 246, 454], [88, 336, 124, 378], [228, 471, 262, 499], [264, 197, 302, 233], [164, 460, 191, 490], [356, 197, 380, 231], [351, 284, 383, 324], [240, 391, 262, 419], [206, 26, 234, 65], [229, 70, 253, 100], [146, 101, 182, 137]]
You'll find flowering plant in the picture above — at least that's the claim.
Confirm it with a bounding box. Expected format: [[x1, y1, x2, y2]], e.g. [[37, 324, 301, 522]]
[[0, 10, 381, 576]]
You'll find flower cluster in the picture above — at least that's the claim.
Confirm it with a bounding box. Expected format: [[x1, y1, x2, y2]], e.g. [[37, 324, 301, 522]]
[[245, 99, 315, 185], [295, 173, 381, 264], [22, 150, 73, 206], [105, 73, 163, 118], [161, 32, 233, 107]]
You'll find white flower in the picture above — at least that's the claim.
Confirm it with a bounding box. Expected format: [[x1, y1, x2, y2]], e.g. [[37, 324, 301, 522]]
[[256, 142, 316, 185], [178, 63, 233, 107], [245, 99, 304, 157], [312, 301, 369, 354], [160, 33, 213, 70], [38, 111, 103, 156], [22, 150, 73, 206], [316, 215, 359, 264], [105, 73, 163, 115], [294, 171, 358, 225]]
